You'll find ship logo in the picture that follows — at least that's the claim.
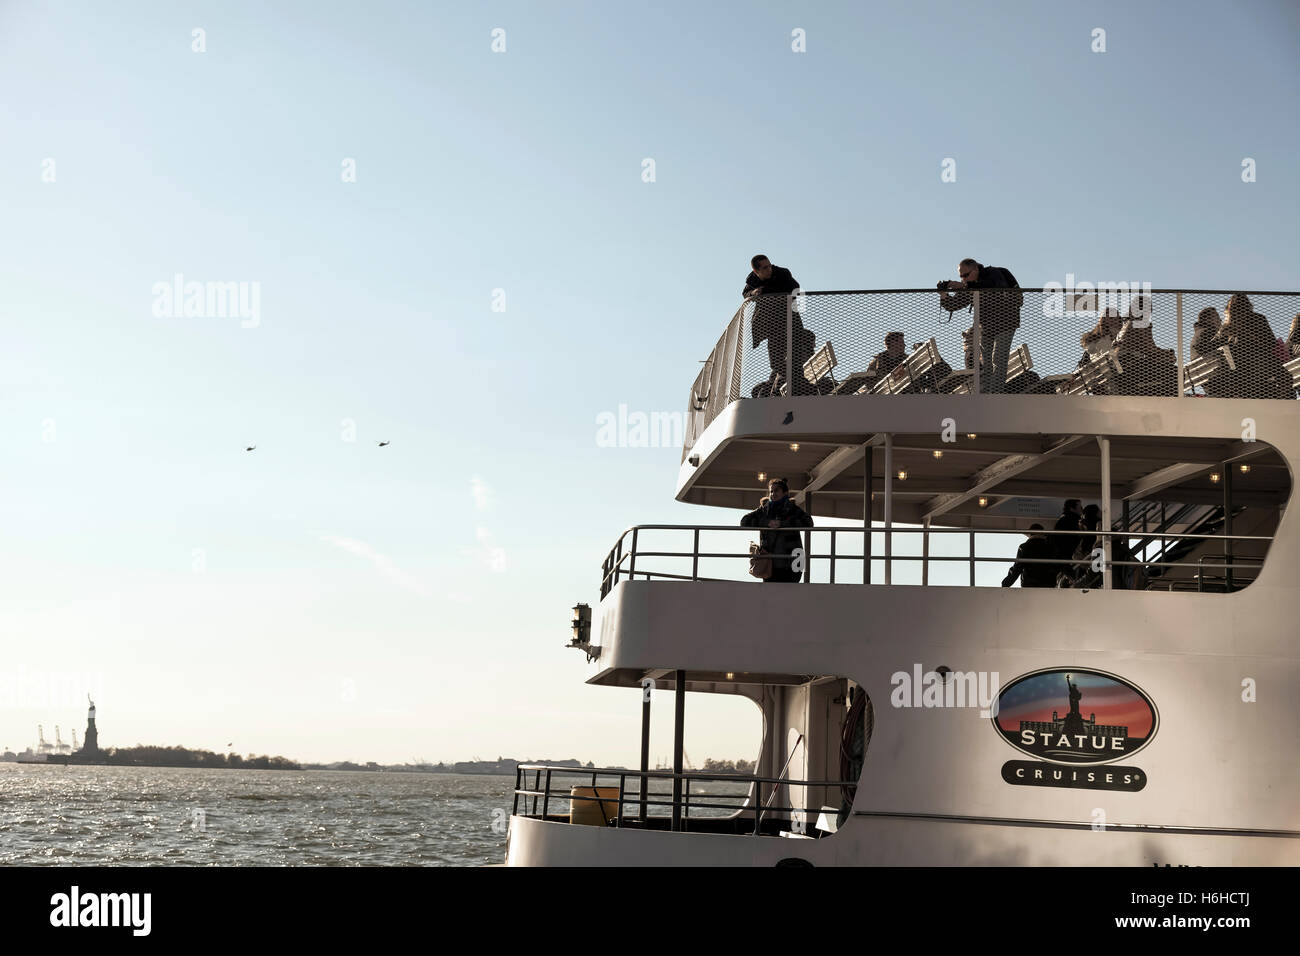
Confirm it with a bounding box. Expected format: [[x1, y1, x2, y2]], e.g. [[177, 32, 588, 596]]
[[991, 668, 1158, 766]]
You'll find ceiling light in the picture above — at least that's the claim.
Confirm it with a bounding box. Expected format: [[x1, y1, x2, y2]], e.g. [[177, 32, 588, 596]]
[[966, 433, 977, 440], [897, 470, 907, 481], [978, 496, 989, 508], [1239, 464, 1250, 474], [757, 472, 766, 482], [1209, 472, 1221, 483], [932, 450, 943, 459], [789, 443, 800, 452]]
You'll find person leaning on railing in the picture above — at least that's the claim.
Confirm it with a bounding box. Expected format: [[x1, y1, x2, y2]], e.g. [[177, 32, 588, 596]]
[[740, 477, 813, 583], [743, 255, 816, 397], [937, 258, 1022, 393]]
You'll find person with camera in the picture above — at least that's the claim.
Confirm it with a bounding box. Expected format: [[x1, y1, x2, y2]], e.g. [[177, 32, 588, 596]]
[[739, 477, 813, 583], [744, 255, 815, 397], [937, 258, 1022, 393]]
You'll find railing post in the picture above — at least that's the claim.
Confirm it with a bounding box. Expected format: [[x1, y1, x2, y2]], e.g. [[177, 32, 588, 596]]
[[692, 528, 700, 581], [969, 530, 976, 587], [753, 778, 763, 835], [1175, 291, 1185, 396], [628, 528, 638, 581], [512, 766, 520, 817], [829, 529, 836, 585], [531, 768, 539, 815], [922, 517, 930, 586], [542, 769, 551, 820], [1099, 437, 1112, 590], [617, 774, 626, 828], [615, 537, 623, 588], [785, 292, 795, 396]]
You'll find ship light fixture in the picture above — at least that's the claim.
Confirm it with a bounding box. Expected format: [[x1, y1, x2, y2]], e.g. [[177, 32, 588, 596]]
[[1209, 472, 1221, 483], [757, 472, 767, 482], [897, 469, 907, 481], [966, 433, 977, 440], [568, 603, 599, 662], [1239, 464, 1251, 474], [789, 443, 800, 452], [978, 496, 989, 508], [726, 672, 735, 680], [932, 450, 943, 459]]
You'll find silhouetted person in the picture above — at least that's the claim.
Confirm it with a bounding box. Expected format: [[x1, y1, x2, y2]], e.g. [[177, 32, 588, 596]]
[[868, 331, 908, 377], [1211, 293, 1288, 399], [744, 255, 815, 397], [1053, 499, 1084, 585], [938, 258, 1022, 393], [1113, 312, 1178, 395], [1191, 307, 1222, 359], [1287, 313, 1300, 360], [1002, 524, 1057, 588], [740, 478, 814, 582]]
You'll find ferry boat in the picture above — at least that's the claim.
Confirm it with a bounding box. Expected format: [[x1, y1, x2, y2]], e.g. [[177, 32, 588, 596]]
[[507, 286, 1300, 865]]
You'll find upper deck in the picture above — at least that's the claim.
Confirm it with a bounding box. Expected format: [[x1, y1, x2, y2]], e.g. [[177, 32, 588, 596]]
[[679, 288, 1300, 521]]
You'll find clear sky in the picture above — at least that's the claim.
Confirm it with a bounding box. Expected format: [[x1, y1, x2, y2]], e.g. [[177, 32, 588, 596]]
[[1, 0, 1297, 765]]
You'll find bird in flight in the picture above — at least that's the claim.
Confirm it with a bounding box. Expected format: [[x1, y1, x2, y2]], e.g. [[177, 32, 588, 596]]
[[245, 446, 256, 452], [782, 411, 794, 425], [377, 441, 390, 447]]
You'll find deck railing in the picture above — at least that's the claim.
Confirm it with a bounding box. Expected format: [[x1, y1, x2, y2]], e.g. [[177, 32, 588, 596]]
[[599, 524, 1270, 597], [512, 764, 860, 836], [684, 289, 1300, 461]]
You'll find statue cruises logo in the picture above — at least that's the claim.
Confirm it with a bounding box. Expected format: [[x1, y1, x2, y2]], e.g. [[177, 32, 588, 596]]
[[992, 668, 1158, 792]]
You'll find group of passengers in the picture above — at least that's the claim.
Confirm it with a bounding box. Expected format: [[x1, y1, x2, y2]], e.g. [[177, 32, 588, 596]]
[[741, 254, 1298, 399], [1002, 499, 1142, 590]]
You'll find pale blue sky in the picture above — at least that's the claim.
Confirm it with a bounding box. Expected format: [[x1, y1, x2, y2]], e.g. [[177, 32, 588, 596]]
[[1, 1, 1297, 764]]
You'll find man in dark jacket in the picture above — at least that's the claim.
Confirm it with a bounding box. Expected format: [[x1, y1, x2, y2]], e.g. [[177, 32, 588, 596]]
[[1002, 525, 1056, 588], [744, 255, 815, 396], [938, 258, 1022, 393], [1052, 499, 1084, 585], [739, 477, 814, 582]]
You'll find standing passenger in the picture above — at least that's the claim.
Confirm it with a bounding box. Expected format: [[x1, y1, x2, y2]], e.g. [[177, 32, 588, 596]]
[[740, 478, 814, 583], [1001, 525, 1057, 588], [744, 255, 815, 397], [937, 258, 1022, 393]]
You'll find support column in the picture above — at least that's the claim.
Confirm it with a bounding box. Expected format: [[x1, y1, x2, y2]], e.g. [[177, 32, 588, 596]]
[[1224, 464, 1234, 591], [864, 447, 873, 584], [883, 434, 893, 585], [803, 491, 813, 583], [639, 680, 651, 822], [1099, 437, 1112, 590], [671, 669, 685, 831]]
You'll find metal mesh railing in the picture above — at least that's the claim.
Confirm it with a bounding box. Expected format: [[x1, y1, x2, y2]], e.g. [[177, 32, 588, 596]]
[[683, 289, 1300, 460]]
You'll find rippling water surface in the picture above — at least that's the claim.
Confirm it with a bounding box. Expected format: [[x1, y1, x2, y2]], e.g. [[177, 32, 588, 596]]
[[0, 764, 514, 866]]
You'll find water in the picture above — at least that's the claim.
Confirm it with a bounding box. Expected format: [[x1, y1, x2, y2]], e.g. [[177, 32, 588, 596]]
[[0, 763, 514, 866]]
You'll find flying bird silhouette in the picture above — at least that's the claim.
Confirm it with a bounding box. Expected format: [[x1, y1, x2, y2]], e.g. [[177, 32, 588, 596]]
[[245, 446, 256, 451], [377, 441, 390, 447], [782, 411, 794, 425]]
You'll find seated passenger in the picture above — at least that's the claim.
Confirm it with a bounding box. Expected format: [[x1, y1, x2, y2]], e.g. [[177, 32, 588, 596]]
[[739, 478, 814, 583], [1287, 313, 1300, 360], [1081, 308, 1124, 359], [1113, 315, 1178, 395], [909, 341, 953, 393], [1191, 307, 1222, 359], [1210, 293, 1290, 399], [1001, 525, 1057, 588], [867, 331, 908, 378]]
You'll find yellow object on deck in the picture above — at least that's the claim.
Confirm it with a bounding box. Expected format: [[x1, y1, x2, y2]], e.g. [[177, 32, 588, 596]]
[[568, 787, 620, 826]]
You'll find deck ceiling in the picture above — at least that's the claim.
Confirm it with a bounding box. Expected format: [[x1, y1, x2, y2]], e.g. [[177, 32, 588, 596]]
[[682, 433, 1289, 527]]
